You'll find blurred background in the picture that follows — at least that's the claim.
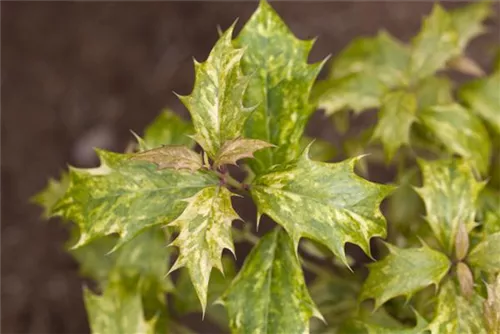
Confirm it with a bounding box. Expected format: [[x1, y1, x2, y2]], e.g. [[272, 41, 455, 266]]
[[2, 1, 499, 333]]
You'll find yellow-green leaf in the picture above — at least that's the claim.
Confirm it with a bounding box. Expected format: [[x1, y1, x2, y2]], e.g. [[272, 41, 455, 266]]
[[251, 146, 393, 265], [131, 146, 203, 172], [222, 229, 323, 334], [484, 274, 500, 334], [214, 138, 274, 168], [31, 172, 70, 218], [363, 312, 428, 334], [468, 232, 500, 274], [450, 1, 492, 51], [237, 0, 324, 174], [360, 243, 450, 309], [300, 137, 337, 162], [414, 76, 454, 111]]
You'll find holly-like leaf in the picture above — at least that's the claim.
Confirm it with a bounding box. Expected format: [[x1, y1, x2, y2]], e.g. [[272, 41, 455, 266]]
[[372, 90, 417, 161], [419, 104, 491, 175], [428, 280, 487, 334], [415, 159, 484, 255], [131, 146, 203, 172], [236, 0, 324, 174], [360, 243, 450, 309], [250, 146, 393, 265], [222, 229, 323, 334], [414, 76, 453, 111], [468, 232, 500, 274], [449, 1, 492, 51], [300, 137, 337, 162], [52, 150, 219, 249], [214, 138, 273, 168], [484, 274, 500, 334], [168, 186, 239, 313], [31, 172, 69, 218], [459, 70, 500, 134], [139, 109, 195, 151], [363, 312, 428, 334], [177, 26, 253, 157]]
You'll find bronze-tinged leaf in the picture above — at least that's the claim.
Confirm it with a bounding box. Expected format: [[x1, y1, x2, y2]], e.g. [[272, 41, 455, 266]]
[[457, 262, 474, 299], [484, 274, 500, 334], [214, 138, 274, 168], [468, 232, 500, 274], [131, 145, 203, 172]]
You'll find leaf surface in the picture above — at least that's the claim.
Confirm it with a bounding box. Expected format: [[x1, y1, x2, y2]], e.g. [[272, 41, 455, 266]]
[[131, 146, 203, 171], [468, 232, 500, 274], [214, 138, 273, 168], [32, 172, 70, 218], [484, 274, 500, 334], [139, 109, 195, 150]]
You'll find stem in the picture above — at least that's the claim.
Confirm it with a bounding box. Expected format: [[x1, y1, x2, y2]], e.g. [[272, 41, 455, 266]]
[[214, 170, 248, 192]]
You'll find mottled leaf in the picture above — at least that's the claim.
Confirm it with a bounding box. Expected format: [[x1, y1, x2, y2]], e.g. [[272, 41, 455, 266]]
[[459, 70, 500, 134], [237, 0, 323, 173], [300, 137, 337, 162], [484, 274, 500, 334], [360, 243, 450, 309], [415, 159, 484, 255], [52, 150, 218, 249], [32, 172, 69, 218], [214, 138, 273, 168], [468, 232, 500, 274], [222, 229, 323, 334], [131, 146, 203, 171], [168, 186, 239, 313], [251, 146, 392, 265], [363, 312, 428, 334], [372, 90, 417, 161], [178, 26, 253, 157], [419, 104, 491, 175], [450, 1, 491, 51], [414, 76, 454, 110]]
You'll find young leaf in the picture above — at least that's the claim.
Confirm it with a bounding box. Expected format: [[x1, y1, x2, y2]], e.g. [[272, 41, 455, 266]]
[[131, 146, 203, 172], [360, 243, 450, 309], [455, 223, 469, 261], [236, 0, 324, 173], [484, 274, 500, 334], [456, 262, 474, 299], [419, 104, 491, 175], [428, 280, 487, 334], [363, 312, 428, 334], [449, 1, 491, 51], [251, 146, 393, 266], [31, 172, 69, 218], [415, 159, 484, 255], [52, 150, 219, 249], [168, 186, 240, 313], [468, 232, 500, 274], [459, 70, 500, 134], [178, 26, 253, 157], [214, 138, 273, 168], [372, 90, 417, 161], [222, 229, 323, 334], [414, 76, 453, 111]]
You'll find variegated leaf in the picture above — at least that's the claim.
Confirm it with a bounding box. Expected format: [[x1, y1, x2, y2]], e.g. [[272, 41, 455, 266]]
[[236, 0, 324, 174], [222, 229, 323, 334], [428, 280, 487, 334], [360, 243, 450, 309], [214, 138, 274, 168], [131, 146, 203, 171], [178, 26, 253, 157], [414, 76, 453, 111], [468, 232, 500, 274], [484, 274, 500, 334], [31, 172, 69, 218], [419, 104, 491, 175], [300, 137, 337, 162], [450, 1, 492, 51], [415, 159, 484, 255], [363, 312, 428, 334], [372, 90, 417, 161], [52, 150, 219, 249], [250, 146, 393, 265], [168, 186, 239, 313]]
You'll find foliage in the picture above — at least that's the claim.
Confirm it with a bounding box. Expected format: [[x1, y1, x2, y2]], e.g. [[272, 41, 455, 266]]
[[34, 1, 499, 333]]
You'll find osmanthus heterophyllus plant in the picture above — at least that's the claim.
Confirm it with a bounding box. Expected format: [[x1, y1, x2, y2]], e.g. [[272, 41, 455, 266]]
[[33, 0, 500, 333]]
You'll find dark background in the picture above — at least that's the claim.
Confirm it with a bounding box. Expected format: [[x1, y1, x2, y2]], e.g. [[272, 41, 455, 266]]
[[2, 1, 499, 333]]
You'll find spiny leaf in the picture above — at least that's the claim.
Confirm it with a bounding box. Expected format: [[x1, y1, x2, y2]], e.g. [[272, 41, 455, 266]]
[[31, 172, 70, 218], [300, 137, 337, 162], [419, 104, 491, 175], [251, 146, 393, 266], [178, 26, 253, 157], [360, 243, 450, 309], [414, 76, 453, 111], [363, 312, 428, 334], [52, 150, 218, 249], [468, 232, 500, 274], [236, 0, 324, 174], [214, 138, 274, 168], [131, 146, 203, 172], [415, 159, 484, 255], [428, 280, 487, 334], [168, 186, 240, 314], [222, 228, 323, 334], [459, 69, 500, 134], [372, 90, 417, 161], [449, 1, 492, 51], [484, 274, 500, 334]]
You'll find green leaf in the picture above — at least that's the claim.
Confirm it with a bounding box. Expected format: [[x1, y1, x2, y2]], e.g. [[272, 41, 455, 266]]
[[222, 229, 323, 334], [131, 146, 203, 172], [178, 26, 253, 157], [449, 1, 491, 51], [31, 172, 70, 218], [168, 186, 239, 313], [459, 70, 500, 134], [300, 137, 337, 162], [363, 312, 428, 334], [484, 274, 500, 334], [360, 243, 450, 309], [419, 104, 491, 175], [52, 150, 218, 249], [214, 138, 273, 168], [428, 280, 487, 334], [468, 232, 500, 274], [251, 146, 392, 265], [414, 76, 454, 111], [236, 0, 323, 173], [372, 90, 417, 161], [415, 159, 484, 254], [139, 109, 195, 151]]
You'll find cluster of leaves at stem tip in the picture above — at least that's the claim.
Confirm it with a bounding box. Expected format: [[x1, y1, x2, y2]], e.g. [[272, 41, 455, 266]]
[[33, 1, 500, 333]]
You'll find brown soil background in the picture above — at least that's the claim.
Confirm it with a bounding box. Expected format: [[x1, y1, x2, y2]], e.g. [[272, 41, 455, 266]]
[[2, 1, 499, 333]]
